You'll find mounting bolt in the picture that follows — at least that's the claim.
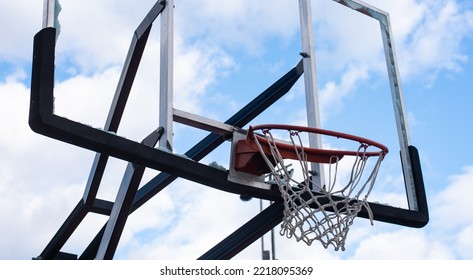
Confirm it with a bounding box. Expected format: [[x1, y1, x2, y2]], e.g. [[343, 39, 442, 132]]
[[300, 52, 310, 58]]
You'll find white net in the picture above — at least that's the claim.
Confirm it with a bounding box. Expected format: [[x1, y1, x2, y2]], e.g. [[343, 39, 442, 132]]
[[251, 127, 386, 251]]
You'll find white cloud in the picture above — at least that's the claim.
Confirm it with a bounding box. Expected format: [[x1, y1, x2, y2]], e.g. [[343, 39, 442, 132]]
[[54, 68, 120, 127], [312, 0, 473, 119], [176, 0, 300, 55], [349, 164, 473, 260], [367, 0, 473, 84], [119, 183, 264, 259], [0, 70, 119, 259], [173, 40, 236, 116], [455, 225, 473, 259], [112, 182, 178, 256], [318, 65, 370, 123], [312, 0, 385, 72], [0, 179, 86, 259], [352, 229, 453, 259], [432, 165, 473, 229], [0, 73, 35, 154], [0, 1, 43, 62], [54, 0, 156, 73]]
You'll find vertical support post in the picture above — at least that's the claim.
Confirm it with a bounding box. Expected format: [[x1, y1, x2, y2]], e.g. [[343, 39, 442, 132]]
[[42, 0, 56, 28], [379, 15, 417, 210], [43, 0, 61, 40], [95, 129, 162, 260], [159, 0, 174, 150], [270, 216, 276, 260], [259, 200, 269, 260], [298, 0, 324, 189]]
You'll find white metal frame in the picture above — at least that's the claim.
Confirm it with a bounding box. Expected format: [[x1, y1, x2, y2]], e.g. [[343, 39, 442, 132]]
[[330, 0, 416, 210], [155, 0, 417, 209], [45, 0, 416, 209]]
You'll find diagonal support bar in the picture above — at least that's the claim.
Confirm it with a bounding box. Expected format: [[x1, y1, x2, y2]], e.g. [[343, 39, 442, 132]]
[[199, 202, 284, 260], [83, 0, 165, 206], [95, 128, 162, 260], [33, 2, 165, 260]]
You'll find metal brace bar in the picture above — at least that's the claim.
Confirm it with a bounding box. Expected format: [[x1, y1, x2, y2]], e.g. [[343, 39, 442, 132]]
[[84, 0, 164, 206], [173, 108, 236, 135], [199, 202, 284, 260], [95, 128, 162, 260]]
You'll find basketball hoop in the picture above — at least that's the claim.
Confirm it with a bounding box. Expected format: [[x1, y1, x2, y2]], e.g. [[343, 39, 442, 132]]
[[235, 124, 388, 251]]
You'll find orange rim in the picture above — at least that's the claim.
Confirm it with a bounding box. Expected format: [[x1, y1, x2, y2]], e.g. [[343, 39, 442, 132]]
[[247, 124, 388, 160]]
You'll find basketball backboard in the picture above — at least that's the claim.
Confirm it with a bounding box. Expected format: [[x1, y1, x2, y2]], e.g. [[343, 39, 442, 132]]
[[155, 0, 429, 251], [191, 0, 424, 215]]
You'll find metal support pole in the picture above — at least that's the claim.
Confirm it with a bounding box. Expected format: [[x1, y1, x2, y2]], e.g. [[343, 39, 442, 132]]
[[159, 0, 174, 151], [198, 202, 284, 260], [260, 200, 270, 260], [270, 206, 276, 260], [298, 0, 325, 190], [42, 0, 56, 28], [43, 0, 61, 40]]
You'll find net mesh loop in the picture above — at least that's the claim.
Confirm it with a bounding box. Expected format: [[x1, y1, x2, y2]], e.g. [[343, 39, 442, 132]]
[[250, 127, 386, 251]]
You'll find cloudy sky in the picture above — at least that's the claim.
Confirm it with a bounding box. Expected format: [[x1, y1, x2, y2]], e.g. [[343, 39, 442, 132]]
[[0, 0, 472, 260]]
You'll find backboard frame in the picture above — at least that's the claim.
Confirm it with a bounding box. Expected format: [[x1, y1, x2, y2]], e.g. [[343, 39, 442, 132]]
[[330, 0, 419, 211], [156, 0, 419, 211]]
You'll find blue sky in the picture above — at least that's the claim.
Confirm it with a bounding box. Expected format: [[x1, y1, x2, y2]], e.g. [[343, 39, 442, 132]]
[[0, 0, 472, 260]]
